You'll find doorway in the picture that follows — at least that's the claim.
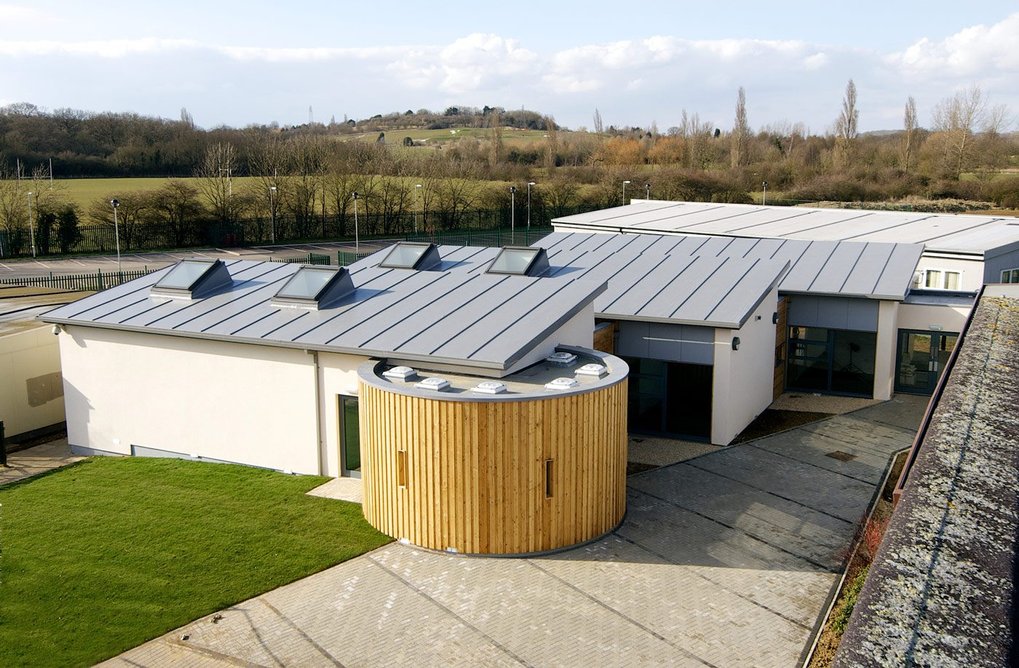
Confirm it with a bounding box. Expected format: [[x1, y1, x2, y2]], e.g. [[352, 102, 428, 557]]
[[787, 327, 877, 396], [623, 357, 712, 440], [895, 330, 958, 394], [338, 395, 361, 478]]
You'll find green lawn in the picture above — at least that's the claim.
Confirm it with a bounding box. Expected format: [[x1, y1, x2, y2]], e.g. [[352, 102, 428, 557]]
[[0, 457, 391, 666]]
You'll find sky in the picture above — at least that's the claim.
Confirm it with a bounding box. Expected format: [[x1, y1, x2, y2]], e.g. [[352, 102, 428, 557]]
[[1, 1, 1017, 133]]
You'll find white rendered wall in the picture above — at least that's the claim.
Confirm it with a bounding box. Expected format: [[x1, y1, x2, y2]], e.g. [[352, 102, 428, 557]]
[[711, 289, 779, 445], [59, 326, 320, 474], [897, 303, 971, 334], [318, 352, 369, 478], [915, 255, 982, 291], [872, 302, 898, 400], [0, 326, 65, 438]]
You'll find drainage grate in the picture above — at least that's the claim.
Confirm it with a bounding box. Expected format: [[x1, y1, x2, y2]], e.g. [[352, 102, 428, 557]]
[[826, 450, 856, 462]]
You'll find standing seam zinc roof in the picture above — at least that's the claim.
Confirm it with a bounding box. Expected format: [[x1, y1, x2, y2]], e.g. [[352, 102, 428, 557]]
[[40, 258, 606, 372], [552, 201, 1019, 255]]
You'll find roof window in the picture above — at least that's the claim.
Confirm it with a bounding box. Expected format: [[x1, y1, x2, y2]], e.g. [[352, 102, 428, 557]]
[[379, 242, 441, 270], [151, 259, 232, 300], [271, 266, 354, 310], [486, 246, 549, 277]]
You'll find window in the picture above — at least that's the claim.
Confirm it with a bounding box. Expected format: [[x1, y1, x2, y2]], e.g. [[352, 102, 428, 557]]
[[271, 266, 354, 309], [487, 247, 549, 276], [922, 269, 962, 290], [151, 259, 233, 299], [378, 242, 440, 270], [339, 395, 360, 476], [1001, 268, 1019, 284]]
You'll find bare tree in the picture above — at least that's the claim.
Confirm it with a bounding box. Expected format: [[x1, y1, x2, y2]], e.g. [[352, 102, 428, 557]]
[[833, 79, 859, 171], [730, 87, 750, 169], [931, 86, 994, 179], [902, 96, 918, 172], [593, 108, 604, 134], [195, 142, 239, 223]]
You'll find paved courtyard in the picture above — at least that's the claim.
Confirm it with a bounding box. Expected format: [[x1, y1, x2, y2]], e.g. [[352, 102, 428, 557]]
[[105, 396, 925, 667]]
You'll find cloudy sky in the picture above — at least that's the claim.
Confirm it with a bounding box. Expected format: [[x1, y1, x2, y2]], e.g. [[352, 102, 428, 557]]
[[1, 1, 1017, 133]]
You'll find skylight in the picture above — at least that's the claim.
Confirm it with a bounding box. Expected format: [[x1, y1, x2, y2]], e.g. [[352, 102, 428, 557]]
[[486, 247, 549, 277], [151, 259, 232, 299], [379, 242, 441, 270], [272, 266, 355, 309]]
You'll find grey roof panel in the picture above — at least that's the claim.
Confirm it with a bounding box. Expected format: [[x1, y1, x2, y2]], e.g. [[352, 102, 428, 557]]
[[554, 201, 1019, 254], [807, 242, 866, 295]]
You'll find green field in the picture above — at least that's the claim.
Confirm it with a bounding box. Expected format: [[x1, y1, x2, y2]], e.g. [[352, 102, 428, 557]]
[[0, 457, 391, 666], [346, 126, 553, 150], [53, 176, 266, 210]]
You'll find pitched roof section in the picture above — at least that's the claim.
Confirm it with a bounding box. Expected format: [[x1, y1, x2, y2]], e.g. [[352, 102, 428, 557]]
[[533, 231, 921, 302], [553, 201, 1019, 256], [41, 259, 606, 372]]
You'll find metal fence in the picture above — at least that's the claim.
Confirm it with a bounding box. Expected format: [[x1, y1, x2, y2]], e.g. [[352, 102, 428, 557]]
[[269, 253, 332, 266], [0, 204, 593, 260], [0, 268, 153, 291]]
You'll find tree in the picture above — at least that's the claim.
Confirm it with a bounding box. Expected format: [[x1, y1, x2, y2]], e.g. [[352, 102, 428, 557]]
[[730, 87, 750, 169], [902, 96, 918, 172], [56, 205, 81, 253], [149, 180, 204, 247], [833, 79, 859, 171], [88, 191, 147, 252], [593, 108, 604, 134], [195, 142, 240, 223], [931, 86, 995, 179]]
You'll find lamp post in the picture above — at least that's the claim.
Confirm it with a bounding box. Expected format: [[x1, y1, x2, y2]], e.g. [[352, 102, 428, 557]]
[[415, 183, 422, 234], [527, 181, 535, 230], [762, 181, 768, 206], [645, 182, 651, 200], [26, 191, 35, 258], [269, 186, 277, 244], [352, 191, 360, 253], [509, 186, 516, 244], [110, 199, 121, 272], [622, 180, 630, 205]]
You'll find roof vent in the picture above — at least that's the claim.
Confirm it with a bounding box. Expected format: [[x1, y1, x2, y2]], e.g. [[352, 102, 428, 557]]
[[546, 351, 578, 367], [575, 363, 608, 378], [545, 377, 578, 390], [416, 377, 450, 391], [471, 381, 507, 394], [383, 366, 417, 381]]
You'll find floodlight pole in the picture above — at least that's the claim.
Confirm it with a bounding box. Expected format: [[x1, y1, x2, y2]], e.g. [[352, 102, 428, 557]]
[[527, 181, 535, 229], [352, 191, 360, 253], [509, 186, 516, 244], [26, 191, 35, 258], [110, 199, 121, 273], [622, 180, 630, 205], [269, 186, 277, 244], [415, 183, 422, 234], [762, 181, 768, 206]]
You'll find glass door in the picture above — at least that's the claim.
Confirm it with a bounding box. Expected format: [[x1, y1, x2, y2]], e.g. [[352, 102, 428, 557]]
[[339, 395, 361, 478], [895, 331, 958, 394]]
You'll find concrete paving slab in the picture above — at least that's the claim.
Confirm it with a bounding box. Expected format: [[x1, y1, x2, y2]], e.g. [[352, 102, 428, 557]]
[[0, 438, 84, 486], [107, 398, 925, 667]]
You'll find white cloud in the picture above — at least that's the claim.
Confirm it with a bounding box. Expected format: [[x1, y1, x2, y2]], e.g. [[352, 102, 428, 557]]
[[0, 38, 200, 58], [887, 12, 1019, 77]]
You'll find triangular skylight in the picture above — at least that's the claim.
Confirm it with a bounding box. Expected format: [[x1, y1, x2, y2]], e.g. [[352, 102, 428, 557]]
[[271, 266, 354, 309], [486, 247, 549, 277], [378, 242, 442, 270], [151, 259, 232, 300]]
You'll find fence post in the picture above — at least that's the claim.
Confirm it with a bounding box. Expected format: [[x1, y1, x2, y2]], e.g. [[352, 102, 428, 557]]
[[0, 420, 5, 467]]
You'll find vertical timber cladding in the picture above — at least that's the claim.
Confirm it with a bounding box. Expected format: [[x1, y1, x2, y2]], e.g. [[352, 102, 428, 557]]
[[359, 379, 628, 555], [774, 296, 789, 400]]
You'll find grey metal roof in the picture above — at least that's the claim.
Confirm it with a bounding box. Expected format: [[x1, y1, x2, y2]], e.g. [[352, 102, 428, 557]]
[[355, 237, 788, 329], [553, 201, 1019, 256], [40, 259, 606, 372]]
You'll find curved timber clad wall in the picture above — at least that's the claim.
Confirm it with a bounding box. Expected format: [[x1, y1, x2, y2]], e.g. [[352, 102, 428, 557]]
[[358, 357, 628, 556]]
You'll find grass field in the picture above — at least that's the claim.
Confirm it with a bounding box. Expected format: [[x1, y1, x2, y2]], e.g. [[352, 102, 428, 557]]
[[346, 126, 552, 149], [0, 457, 391, 666]]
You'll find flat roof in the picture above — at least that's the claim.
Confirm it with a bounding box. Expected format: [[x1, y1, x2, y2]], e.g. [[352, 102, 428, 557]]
[[0, 285, 93, 337], [553, 201, 1019, 256], [40, 259, 606, 372], [836, 287, 1019, 665], [354, 241, 787, 329]]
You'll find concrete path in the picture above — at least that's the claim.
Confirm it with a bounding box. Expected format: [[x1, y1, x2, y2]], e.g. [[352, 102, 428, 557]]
[[104, 396, 926, 668], [0, 438, 83, 486]]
